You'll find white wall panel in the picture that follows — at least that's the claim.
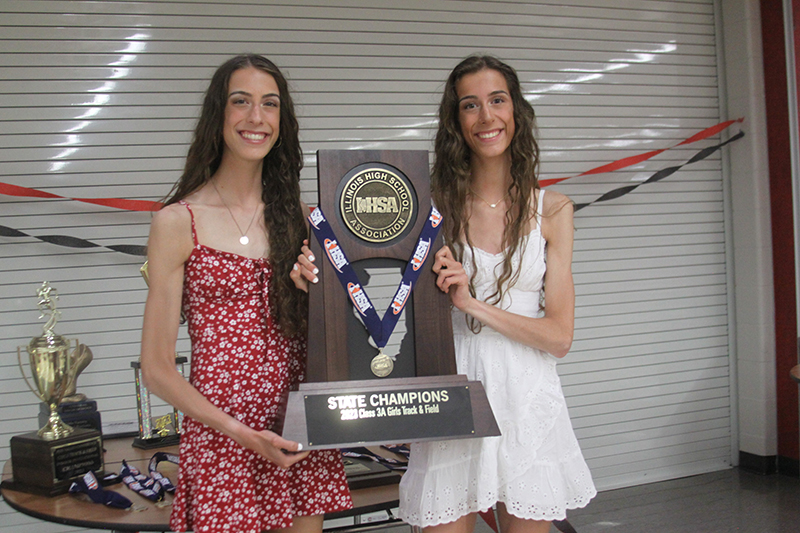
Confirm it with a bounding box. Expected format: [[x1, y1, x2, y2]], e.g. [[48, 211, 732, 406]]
[[0, 0, 733, 531]]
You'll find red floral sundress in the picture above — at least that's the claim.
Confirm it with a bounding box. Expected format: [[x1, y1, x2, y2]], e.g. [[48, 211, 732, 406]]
[[170, 202, 352, 532]]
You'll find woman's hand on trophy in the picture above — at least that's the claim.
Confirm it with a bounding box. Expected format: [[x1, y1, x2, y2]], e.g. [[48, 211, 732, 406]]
[[432, 245, 472, 312], [291, 239, 319, 293], [237, 427, 310, 469]]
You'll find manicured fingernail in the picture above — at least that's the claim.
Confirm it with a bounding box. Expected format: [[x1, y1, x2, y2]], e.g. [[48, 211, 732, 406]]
[[313, 267, 319, 274], [309, 254, 315, 261], [296, 443, 303, 451], [293, 264, 298, 271], [312, 277, 319, 284]]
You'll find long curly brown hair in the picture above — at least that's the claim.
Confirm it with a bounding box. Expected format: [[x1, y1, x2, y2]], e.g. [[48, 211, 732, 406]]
[[163, 54, 308, 337], [432, 55, 540, 330]]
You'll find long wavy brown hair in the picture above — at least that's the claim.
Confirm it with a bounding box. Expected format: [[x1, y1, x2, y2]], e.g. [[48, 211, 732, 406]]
[[163, 54, 308, 337], [432, 55, 540, 330]]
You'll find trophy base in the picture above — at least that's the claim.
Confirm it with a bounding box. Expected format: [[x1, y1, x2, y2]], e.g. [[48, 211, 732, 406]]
[[39, 400, 102, 433], [282, 374, 500, 450], [132, 434, 180, 449], [7, 428, 104, 496]]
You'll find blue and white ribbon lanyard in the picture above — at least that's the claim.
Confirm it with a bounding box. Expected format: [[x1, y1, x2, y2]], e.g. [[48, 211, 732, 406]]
[[69, 451, 179, 510], [342, 445, 410, 471], [308, 205, 443, 372], [69, 470, 134, 509], [147, 451, 179, 494], [120, 451, 178, 504]]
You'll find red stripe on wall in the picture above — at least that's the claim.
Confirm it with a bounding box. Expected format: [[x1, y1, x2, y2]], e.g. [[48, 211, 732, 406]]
[[762, 0, 799, 466]]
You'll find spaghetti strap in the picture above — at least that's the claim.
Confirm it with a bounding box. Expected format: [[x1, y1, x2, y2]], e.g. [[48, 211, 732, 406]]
[[535, 189, 546, 240], [178, 201, 198, 246], [537, 189, 546, 220]]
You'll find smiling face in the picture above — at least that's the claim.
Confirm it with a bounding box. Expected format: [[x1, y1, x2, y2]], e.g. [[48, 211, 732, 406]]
[[456, 68, 515, 163], [222, 66, 281, 163]]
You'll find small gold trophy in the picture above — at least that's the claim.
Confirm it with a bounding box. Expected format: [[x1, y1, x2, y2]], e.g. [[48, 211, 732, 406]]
[[3, 282, 104, 495]]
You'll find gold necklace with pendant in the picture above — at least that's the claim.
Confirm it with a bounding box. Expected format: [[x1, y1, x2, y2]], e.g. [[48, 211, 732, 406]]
[[211, 180, 260, 245]]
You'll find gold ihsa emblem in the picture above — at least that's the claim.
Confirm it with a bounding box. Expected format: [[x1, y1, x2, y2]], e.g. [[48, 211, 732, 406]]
[[340, 167, 414, 243]]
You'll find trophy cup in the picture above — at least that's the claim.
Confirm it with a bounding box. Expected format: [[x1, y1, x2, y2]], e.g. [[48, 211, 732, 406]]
[[37, 341, 102, 433], [3, 282, 104, 496], [131, 261, 184, 449]]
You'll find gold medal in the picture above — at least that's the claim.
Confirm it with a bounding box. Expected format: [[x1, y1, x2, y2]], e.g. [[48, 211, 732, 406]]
[[370, 351, 394, 378]]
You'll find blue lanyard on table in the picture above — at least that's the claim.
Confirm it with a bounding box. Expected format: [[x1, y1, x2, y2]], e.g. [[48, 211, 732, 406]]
[[341, 447, 408, 471], [308, 205, 443, 349], [69, 470, 134, 509], [381, 443, 410, 460], [121, 459, 165, 502], [148, 451, 178, 494]]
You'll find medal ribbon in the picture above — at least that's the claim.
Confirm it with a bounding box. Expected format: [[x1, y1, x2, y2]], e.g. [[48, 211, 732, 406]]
[[381, 443, 410, 460], [120, 459, 165, 502], [342, 446, 409, 471], [148, 451, 179, 494], [69, 470, 134, 509], [308, 205, 443, 349]]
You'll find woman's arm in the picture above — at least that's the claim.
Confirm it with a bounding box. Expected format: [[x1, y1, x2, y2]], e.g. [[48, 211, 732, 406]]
[[434, 191, 575, 357], [140, 205, 309, 467]]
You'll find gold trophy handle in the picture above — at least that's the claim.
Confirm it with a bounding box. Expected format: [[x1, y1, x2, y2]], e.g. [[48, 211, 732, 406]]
[[17, 346, 46, 403], [62, 343, 91, 402]]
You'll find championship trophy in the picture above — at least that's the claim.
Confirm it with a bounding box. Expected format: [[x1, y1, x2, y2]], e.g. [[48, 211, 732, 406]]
[[131, 261, 184, 449], [3, 282, 104, 495], [37, 341, 102, 433], [282, 150, 500, 449]]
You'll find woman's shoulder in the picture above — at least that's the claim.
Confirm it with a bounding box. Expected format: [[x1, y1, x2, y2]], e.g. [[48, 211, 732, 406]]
[[153, 185, 213, 228], [537, 188, 573, 244], [144, 203, 194, 292], [148, 202, 195, 258], [539, 188, 573, 219], [152, 201, 191, 231]]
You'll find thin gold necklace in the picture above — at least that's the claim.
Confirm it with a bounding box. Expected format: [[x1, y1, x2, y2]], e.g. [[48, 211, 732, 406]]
[[211, 180, 260, 245], [470, 187, 508, 209]]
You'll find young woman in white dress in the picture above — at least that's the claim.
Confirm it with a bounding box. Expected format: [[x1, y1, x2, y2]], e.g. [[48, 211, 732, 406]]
[[396, 55, 596, 533], [292, 55, 596, 533]]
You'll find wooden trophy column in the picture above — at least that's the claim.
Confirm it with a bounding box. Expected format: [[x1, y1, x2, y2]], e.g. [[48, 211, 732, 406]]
[[307, 149, 456, 382]]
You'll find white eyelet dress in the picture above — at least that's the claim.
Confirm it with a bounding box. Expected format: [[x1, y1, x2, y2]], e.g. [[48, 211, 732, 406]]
[[399, 190, 596, 526]]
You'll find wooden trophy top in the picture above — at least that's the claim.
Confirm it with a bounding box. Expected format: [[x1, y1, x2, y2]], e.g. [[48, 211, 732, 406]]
[[306, 150, 456, 383]]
